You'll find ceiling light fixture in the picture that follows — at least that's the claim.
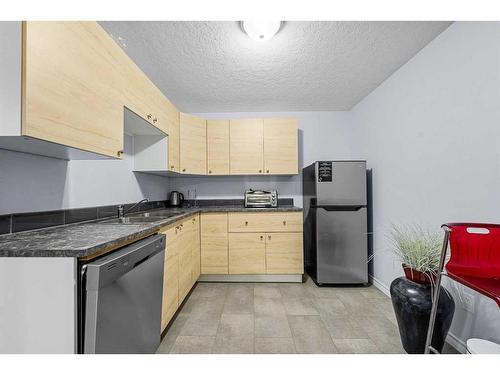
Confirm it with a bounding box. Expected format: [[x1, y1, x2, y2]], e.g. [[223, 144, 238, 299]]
[[241, 21, 282, 42]]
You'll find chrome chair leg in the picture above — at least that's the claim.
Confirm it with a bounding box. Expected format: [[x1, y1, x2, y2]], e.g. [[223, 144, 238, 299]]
[[424, 226, 450, 354]]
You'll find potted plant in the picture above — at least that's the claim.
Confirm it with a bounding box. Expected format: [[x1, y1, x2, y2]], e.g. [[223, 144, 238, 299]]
[[388, 224, 455, 354]]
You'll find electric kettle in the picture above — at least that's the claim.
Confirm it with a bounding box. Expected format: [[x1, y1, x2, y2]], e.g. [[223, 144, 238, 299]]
[[169, 191, 184, 206]]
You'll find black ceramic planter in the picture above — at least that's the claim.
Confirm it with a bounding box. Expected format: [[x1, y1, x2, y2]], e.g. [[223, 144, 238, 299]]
[[390, 277, 455, 354]]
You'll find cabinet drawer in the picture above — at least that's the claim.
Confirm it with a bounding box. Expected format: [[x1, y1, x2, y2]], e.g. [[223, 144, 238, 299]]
[[229, 233, 266, 274], [265, 233, 304, 274], [228, 212, 303, 233]]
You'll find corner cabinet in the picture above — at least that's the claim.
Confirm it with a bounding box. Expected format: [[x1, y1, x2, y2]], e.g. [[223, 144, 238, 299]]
[[180, 113, 206, 174]]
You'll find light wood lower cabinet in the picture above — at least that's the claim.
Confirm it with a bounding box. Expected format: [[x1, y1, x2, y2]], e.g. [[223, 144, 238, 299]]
[[229, 233, 266, 274], [178, 218, 193, 303], [160, 224, 181, 330], [265, 233, 304, 274], [160, 212, 302, 332], [191, 215, 201, 284], [201, 213, 228, 274], [160, 213, 200, 331], [161, 254, 179, 331]]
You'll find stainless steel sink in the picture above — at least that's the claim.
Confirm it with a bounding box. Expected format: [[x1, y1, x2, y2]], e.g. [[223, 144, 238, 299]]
[[134, 211, 186, 218], [100, 216, 165, 224]]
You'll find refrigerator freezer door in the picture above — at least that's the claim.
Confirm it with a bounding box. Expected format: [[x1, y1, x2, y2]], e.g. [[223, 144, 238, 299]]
[[316, 161, 367, 206], [316, 207, 368, 284]]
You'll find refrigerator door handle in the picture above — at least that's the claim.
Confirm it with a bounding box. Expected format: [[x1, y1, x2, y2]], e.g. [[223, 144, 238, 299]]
[[313, 205, 366, 211]]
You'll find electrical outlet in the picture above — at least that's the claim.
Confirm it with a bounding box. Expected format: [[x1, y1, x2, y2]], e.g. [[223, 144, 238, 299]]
[[462, 292, 475, 313]]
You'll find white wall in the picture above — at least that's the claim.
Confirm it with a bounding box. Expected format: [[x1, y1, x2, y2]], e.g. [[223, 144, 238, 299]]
[[170, 111, 354, 206], [350, 22, 500, 349], [0, 135, 169, 214]]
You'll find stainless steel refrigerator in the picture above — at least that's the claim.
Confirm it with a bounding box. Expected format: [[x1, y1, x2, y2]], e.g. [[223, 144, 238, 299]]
[[303, 161, 368, 285]]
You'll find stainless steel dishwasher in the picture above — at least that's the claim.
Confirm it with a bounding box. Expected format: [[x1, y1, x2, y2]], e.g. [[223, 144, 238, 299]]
[[81, 234, 165, 354]]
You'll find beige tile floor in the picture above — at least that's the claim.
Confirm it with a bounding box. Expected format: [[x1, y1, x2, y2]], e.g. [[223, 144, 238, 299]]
[[156, 276, 405, 354]]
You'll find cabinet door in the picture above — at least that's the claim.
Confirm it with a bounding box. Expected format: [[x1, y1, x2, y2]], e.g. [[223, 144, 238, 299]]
[[167, 109, 180, 172], [201, 213, 228, 274], [265, 233, 304, 274], [206, 120, 229, 175], [178, 218, 194, 303], [160, 224, 180, 331], [122, 59, 167, 134], [229, 119, 264, 175], [160, 223, 181, 258], [180, 113, 206, 174], [229, 233, 266, 274], [191, 214, 201, 283], [161, 253, 179, 331], [23, 22, 124, 158], [264, 118, 298, 175]]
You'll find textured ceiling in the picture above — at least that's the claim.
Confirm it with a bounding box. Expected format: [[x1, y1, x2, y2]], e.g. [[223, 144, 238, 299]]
[[100, 21, 451, 112]]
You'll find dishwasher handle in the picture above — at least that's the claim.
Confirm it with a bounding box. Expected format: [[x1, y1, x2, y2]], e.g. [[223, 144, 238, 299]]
[[84, 234, 165, 291]]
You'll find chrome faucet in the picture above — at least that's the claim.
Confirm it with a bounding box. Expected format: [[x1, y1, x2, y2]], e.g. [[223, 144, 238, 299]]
[[118, 198, 149, 218]]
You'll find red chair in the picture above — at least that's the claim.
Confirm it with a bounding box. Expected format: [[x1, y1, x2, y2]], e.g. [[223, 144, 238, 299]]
[[425, 223, 500, 354]]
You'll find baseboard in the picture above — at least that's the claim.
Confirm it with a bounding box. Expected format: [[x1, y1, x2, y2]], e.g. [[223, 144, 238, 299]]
[[198, 274, 303, 283], [369, 274, 391, 297], [369, 274, 467, 354]]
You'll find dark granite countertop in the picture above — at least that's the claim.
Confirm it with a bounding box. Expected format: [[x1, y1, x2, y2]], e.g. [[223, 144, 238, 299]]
[[0, 205, 302, 258]]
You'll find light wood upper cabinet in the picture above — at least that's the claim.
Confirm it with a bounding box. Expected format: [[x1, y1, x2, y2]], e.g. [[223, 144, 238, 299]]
[[229, 233, 266, 274], [206, 120, 230, 175], [201, 213, 229, 274], [22, 22, 125, 158], [230, 119, 264, 175], [167, 110, 180, 172], [265, 233, 304, 274], [264, 118, 298, 175], [180, 113, 206, 174]]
